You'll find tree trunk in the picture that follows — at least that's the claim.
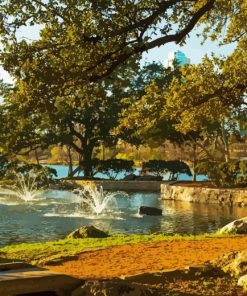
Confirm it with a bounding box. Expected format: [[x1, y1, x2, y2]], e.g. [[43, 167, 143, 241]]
[[192, 141, 197, 182], [34, 148, 40, 165], [82, 145, 94, 178], [221, 120, 230, 163], [102, 143, 105, 161], [66, 146, 73, 177]]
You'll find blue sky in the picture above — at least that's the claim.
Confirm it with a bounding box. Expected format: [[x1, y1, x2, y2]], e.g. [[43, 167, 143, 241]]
[[142, 28, 236, 65], [0, 25, 236, 84]]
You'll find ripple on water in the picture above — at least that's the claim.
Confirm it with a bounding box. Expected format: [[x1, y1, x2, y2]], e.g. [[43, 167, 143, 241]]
[[0, 190, 246, 247]]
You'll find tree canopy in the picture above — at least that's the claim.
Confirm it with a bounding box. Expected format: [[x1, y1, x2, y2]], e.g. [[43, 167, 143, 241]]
[[0, 0, 243, 88], [0, 0, 246, 180], [165, 39, 247, 134]]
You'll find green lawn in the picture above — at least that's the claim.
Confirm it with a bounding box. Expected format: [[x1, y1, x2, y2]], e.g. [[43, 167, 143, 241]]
[[0, 233, 232, 265]]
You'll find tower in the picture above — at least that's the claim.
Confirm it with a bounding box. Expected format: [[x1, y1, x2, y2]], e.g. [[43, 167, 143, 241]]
[[164, 50, 190, 68]]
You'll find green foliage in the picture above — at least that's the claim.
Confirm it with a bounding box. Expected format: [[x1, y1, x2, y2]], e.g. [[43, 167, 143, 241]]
[[196, 160, 247, 187], [165, 41, 247, 134], [98, 159, 134, 180], [0, 155, 8, 178], [143, 160, 192, 180], [0, 0, 219, 88], [78, 158, 100, 178], [0, 161, 57, 184], [118, 61, 194, 147], [0, 1, 245, 176], [78, 158, 134, 179]]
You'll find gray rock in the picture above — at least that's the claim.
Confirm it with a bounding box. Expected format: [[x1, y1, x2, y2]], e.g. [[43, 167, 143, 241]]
[[139, 206, 162, 216], [219, 217, 247, 234], [136, 175, 163, 181], [123, 174, 137, 181], [212, 249, 247, 277], [71, 280, 163, 296], [67, 226, 109, 239], [238, 274, 247, 290]]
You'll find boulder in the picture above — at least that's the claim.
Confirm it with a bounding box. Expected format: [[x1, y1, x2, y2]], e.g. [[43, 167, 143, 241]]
[[123, 174, 137, 181], [71, 279, 162, 296], [139, 206, 162, 216], [136, 175, 163, 181], [219, 217, 247, 234], [238, 274, 247, 290], [212, 249, 247, 277], [67, 226, 109, 239]]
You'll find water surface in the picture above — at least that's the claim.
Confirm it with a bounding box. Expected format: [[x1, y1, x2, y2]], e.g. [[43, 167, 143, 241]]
[[44, 164, 207, 180], [0, 190, 245, 247]]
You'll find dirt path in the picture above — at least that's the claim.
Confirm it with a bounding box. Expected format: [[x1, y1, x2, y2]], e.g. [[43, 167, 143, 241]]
[[46, 237, 247, 279]]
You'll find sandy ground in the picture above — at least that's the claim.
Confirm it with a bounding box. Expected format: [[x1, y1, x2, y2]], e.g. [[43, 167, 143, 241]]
[[46, 236, 247, 279]]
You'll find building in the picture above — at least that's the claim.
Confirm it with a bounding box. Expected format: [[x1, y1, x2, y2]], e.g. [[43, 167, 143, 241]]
[[164, 50, 190, 69]]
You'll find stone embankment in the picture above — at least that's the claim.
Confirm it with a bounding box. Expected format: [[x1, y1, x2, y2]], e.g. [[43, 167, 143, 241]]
[[74, 180, 170, 192], [161, 184, 247, 206]]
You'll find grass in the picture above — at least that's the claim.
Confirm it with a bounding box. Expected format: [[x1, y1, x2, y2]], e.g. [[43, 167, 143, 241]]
[[0, 232, 236, 265]]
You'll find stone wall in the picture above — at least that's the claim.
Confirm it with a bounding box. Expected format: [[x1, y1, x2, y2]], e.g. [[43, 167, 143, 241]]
[[161, 184, 247, 206], [75, 180, 170, 192]]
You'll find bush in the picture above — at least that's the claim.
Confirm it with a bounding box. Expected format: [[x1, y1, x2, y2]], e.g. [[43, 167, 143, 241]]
[[143, 160, 191, 180], [0, 155, 9, 178], [0, 160, 57, 185], [196, 160, 247, 187], [78, 158, 100, 178], [98, 159, 134, 180]]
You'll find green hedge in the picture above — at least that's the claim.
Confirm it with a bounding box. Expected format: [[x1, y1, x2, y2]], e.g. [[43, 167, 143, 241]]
[[143, 160, 192, 180]]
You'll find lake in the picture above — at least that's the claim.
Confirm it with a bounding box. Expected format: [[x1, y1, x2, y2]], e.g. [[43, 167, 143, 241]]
[[0, 190, 243, 247], [43, 164, 207, 181]]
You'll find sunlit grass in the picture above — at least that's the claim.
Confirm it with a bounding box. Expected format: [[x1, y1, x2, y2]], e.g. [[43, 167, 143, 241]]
[[0, 232, 237, 265]]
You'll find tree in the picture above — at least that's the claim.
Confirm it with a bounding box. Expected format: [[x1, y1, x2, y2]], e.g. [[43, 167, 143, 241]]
[[165, 41, 247, 133], [165, 39, 247, 162], [0, 0, 220, 89], [0, 1, 244, 179], [0, 0, 244, 117], [1, 58, 139, 178], [118, 61, 186, 145], [143, 160, 192, 180]]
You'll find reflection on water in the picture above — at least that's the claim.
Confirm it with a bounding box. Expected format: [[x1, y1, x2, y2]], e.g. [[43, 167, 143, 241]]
[[0, 190, 246, 247], [159, 200, 247, 235]]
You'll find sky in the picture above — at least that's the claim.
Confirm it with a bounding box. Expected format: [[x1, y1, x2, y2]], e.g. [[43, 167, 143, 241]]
[[0, 25, 236, 84]]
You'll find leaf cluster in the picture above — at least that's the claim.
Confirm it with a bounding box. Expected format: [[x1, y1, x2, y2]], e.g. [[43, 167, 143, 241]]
[[143, 160, 192, 179], [196, 160, 247, 187]]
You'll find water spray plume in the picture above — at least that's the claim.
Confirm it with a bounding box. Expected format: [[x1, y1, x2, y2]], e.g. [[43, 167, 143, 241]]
[[74, 185, 128, 215], [0, 171, 44, 201]]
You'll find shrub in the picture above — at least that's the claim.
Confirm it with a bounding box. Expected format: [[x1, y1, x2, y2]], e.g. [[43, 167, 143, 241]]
[[143, 160, 191, 180], [0, 160, 57, 185], [98, 159, 134, 180], [0, 155, 9, 178], [196, 160, 247, 187]]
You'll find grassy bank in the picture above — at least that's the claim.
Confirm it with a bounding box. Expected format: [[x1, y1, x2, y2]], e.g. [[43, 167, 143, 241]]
[[0, 233, 235, 265]]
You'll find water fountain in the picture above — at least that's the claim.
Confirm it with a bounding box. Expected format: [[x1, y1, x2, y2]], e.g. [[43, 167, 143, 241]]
[[0, 171, 44, 202], [73, 185, 128, 215]]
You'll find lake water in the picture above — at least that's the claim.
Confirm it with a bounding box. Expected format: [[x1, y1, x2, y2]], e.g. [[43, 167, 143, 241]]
[[0, 190, 245, 247], [44, 164, 207, 181]]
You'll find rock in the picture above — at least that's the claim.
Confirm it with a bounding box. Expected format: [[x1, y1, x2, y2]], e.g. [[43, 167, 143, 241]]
[[219, 217, 247, 234], [71, 280, 162, 296], [136, 175, 163, 181], [212, 249, 247, 277], [139, 206, 162, 216], [238, 274, 247, 290], [49, 180, 78, 190], [67, 226, 109, 239], [123, 174, 137, 181]]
